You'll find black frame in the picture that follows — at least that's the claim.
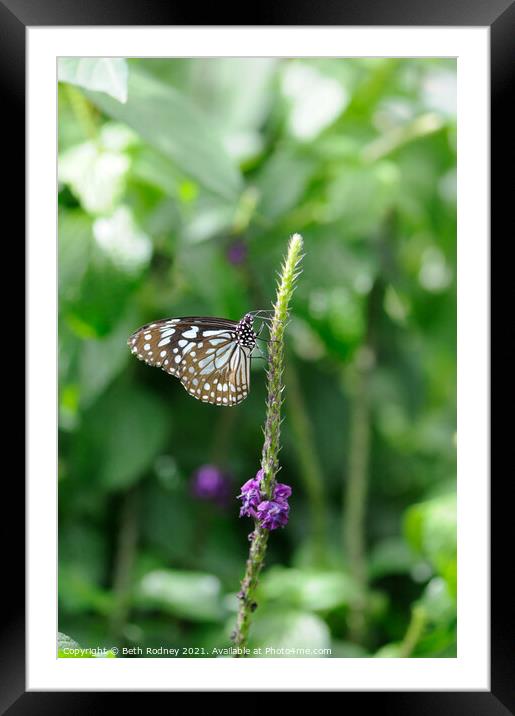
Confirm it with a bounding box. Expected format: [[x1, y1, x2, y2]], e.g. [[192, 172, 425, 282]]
[[6, 0, 510, 711]]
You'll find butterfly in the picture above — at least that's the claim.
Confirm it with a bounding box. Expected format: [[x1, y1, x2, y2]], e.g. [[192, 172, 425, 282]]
[[127, 312, 269, 406]]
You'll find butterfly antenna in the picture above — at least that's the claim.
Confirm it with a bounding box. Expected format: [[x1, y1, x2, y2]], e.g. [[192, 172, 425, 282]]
[[249, 309, 275, 318]]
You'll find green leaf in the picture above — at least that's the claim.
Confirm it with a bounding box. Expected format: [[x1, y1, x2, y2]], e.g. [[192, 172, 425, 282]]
[[180, 195, 235, 244], [62, 207, 150, 338], [137, 569, 223, 622], [58, 210, 93, 304], [187, 58, 277, 134], [259, 567, 361, 612], [92, 206, 152, 274], [76, 382, 171, 491], [253, 150, 315, 219], [412, 581, 457, 657], [177, 241, 248, 318], [59, 142, 129, 214], [59, 523, 108, 585], [281, 61, 349, 140], [78, 314, 135, 408], [59, 565, 113, 615], [58, 58, 129, 103], [325, 161, 400, 235], [417, 577, 455, 625], [130, 145, 186, 197], [303, 285, 367, 360], [404, 494, 457, 597], [404, 503, 425, 554], [248, 610, 331, 656], [140, 484, 196, 563], [85, 66, 243, 201], [374, 643, 403, 658], [96, 387, 170, 490], [59, 524, 113, 615]]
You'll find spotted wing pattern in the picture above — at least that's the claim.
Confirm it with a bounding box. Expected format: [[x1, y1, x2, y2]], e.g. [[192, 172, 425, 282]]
[[127, 317, 252, 406]]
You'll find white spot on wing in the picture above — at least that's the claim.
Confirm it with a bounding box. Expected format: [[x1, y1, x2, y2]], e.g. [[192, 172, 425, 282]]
[[214, 349, 232, 369], [198, 356, 213, 370], [182, 327, 199, 339]]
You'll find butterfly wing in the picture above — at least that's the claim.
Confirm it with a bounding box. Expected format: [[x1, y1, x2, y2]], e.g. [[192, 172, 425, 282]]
[[128, 317, 252, 406], [179, 330, 251, 406]]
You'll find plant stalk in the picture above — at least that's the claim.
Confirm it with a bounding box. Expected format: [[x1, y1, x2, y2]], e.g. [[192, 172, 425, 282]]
[[232, 233, 304, 653], [343, 345, 374, 642], [398, 605, 427, 657]]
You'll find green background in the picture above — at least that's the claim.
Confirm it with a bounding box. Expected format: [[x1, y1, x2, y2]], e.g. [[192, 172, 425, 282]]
[[58, 57, 456, 658]]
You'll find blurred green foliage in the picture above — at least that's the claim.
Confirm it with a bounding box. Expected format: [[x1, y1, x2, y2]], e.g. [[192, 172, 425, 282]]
[[58, 57, 456, 658]]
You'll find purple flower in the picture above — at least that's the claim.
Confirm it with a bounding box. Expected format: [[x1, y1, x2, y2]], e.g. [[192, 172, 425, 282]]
[[237, 469, 292, 529], [256, 499, 290, 530], [226, 239, 248, 266], [191, 464, 231, 506], [237, 472, 263, 518], [274, 483, 292, 501]]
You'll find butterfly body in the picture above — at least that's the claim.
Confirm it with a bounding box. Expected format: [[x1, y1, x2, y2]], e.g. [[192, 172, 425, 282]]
[[128, 313, 257, 406]]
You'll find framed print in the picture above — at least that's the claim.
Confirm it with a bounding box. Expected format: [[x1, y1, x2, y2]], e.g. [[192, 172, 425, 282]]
[[5, 0, 510, 709]]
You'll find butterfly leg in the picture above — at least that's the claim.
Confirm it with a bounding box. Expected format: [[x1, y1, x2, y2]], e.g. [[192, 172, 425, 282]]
[[251, 342, 268, 361]]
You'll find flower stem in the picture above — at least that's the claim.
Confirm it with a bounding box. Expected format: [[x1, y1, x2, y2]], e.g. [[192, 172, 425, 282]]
[[398, 605, 427, 657], [232, 233, 304, 653], [343, 345, 374, 642]]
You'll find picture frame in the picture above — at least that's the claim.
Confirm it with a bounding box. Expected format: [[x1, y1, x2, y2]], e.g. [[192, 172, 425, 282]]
[[6, 0, 509, 708]]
